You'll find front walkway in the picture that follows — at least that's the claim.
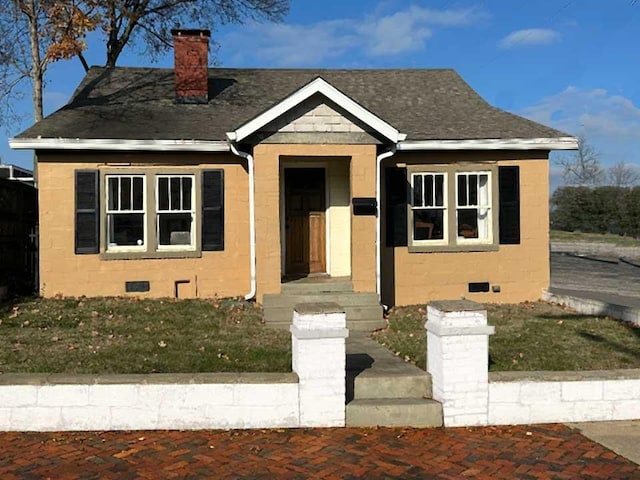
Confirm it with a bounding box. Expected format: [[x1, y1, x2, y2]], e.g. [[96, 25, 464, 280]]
[[0, 425, 637, 479]]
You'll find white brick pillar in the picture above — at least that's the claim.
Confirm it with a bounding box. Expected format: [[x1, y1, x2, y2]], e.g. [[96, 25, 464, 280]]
[[290, 302, 349, 427], [426, 300, 495, 427]]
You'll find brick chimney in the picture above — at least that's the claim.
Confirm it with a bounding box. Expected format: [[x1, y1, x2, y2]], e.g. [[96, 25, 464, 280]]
[[172, 29, 210, 104]]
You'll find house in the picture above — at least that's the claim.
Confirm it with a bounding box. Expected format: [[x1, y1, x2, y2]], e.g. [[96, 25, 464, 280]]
[[10, 29, 577, 319]]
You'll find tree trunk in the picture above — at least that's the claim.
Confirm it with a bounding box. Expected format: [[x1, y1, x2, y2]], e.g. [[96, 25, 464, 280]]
[[26, 0, 43, 122]]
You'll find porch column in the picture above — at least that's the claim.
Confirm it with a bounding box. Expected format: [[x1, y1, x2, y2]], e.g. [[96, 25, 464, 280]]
[[426, 300, 494, 427], [291, 302, 349, 427]]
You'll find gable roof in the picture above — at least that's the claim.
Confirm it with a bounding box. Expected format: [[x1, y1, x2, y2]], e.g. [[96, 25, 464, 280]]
[[12, 67, 571, 146]]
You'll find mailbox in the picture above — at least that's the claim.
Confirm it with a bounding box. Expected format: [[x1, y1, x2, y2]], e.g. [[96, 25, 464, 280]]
[[352, 197, 378, 216]]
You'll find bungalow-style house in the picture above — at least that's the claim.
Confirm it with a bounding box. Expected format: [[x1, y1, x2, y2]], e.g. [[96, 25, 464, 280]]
[[10, 30, 577, 328]]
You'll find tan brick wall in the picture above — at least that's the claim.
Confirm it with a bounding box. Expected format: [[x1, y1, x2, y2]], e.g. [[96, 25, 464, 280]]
[[37, 152, 250, 299], [382, 151, 550, 306]]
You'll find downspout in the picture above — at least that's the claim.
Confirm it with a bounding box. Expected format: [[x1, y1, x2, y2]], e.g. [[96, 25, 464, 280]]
[[229, 142, 257, 301], [376, 145, 397, 301]]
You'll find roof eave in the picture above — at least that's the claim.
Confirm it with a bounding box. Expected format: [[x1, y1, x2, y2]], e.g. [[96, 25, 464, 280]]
[[9, 138, 231, 152], [397, 137, 579, 151]]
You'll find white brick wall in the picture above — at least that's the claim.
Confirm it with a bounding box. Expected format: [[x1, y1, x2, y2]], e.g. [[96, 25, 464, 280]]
[[0, 378, 301, 431], [0, 305, 349, 432], [488, 378, 640, 425], [426, 301, 640, 427]]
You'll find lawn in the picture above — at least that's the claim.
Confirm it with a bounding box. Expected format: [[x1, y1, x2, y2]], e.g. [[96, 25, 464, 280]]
[[0, 297, 291, 374], [550, 229, 640, 247], [374, 302, 640, 371]]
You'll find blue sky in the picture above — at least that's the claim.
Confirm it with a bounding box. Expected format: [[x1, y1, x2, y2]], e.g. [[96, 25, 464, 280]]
[[2, 0, 639, 189]]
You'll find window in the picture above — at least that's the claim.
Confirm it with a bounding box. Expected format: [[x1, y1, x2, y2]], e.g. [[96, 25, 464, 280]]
[[407, 166, 497, 252], [106, 175, 146, 251], [456, 172, 492, 243], [411, 172, 447, 244], [156, 175, 196, 250]]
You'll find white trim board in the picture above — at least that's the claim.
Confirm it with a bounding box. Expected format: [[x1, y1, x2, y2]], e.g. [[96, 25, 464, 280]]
[[9, 138, 231, 152], [397, 137, 578, 151], [227, 77, 405, 144]]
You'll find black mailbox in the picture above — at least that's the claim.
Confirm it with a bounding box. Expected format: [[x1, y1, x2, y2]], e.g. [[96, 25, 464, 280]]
[[352, 197, 378, 216]]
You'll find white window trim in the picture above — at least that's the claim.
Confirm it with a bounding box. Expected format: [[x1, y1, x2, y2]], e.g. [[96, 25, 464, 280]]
[[455, 171, 493, 246], [105, 174, 147, 253], [410, 172, 449, 247], [155, 174, 197, 252]]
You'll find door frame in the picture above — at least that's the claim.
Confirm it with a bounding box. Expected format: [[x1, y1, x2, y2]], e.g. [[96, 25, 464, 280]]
[[280, 161, 331, 277]]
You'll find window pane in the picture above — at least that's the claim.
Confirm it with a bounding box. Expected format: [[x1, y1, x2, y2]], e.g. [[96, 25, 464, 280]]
[[425, 175, 433, 207], [435, 175, 444, 206], [479, 174, 489, 205], [121, 177, 131, 210], [158, 213, 192, 245], [413, 209, 444, 240], [133, 177, 144, 210], [108, 177, 119, 210], [412, 175, 423, 207], [458, 175, 467, 206], [469, 174, 478, 205], [458, 208, 478, 238], [170, 177, 181, 210], [108, 213, 144, 246], [182, 177, 192, 210], [158, 177, 169, 211]]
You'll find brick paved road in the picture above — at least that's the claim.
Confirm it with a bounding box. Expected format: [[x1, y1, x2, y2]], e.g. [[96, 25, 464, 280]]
[[1, 425, 638, 479]]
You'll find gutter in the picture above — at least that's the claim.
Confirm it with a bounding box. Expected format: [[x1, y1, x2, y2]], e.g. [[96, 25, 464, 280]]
[[229, 142, 257, 301], [376, 146, 397, 300]]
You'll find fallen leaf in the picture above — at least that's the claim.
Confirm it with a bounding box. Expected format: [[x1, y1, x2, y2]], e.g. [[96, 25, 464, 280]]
[[158, 341, 167, 348]]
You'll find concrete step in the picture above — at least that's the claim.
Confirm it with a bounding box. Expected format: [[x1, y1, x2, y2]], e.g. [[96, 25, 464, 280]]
[[281, 280, 353, 294], [353, 373, 432, 400], [266, 318, 386, 332], [263, 292, 380, 308], [346, 398, 443, 427]]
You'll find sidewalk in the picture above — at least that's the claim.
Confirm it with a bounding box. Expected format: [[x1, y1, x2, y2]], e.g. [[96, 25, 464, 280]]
[[568, 420, 640, 466], [0, 424, 637, 479]]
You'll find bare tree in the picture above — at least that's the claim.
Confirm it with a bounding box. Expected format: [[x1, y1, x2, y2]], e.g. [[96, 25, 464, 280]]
[[556, 133, 604, 186], [607, 160, 640, 187], [78, 0, 290, 70], [0, 0, 98, 125]]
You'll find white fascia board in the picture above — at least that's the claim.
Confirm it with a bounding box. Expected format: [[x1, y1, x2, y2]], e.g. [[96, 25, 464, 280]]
[[231, 77, 402, 143], [9, 138, 231, 152], [397, 137, 579, 151]]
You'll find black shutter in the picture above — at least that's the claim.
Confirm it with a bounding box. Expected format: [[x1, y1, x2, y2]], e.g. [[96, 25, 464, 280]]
[[499, 166, 520, 244], [385, 167, 408, 247], [202, 170, 224, 251], [75, 170, 100, 254]]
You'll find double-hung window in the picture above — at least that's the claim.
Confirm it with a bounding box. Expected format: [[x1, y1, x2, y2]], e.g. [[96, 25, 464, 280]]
[[456, 172, 492, 243], [408, 166, 497, 251], [411, 172, 447, 244], [106, 175, 146, 251], [156, 175, 196, 250]]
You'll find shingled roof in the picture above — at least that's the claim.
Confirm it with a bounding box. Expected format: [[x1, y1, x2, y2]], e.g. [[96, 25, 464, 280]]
[[16, 66, 568, 142]]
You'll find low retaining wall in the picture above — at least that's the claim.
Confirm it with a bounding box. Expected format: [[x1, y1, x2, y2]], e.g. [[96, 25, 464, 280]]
[[543, 289, 640, 326], [489, 371, 640, 425], [426, 301, 640, 427], [0, 302, 348, 432], [0, 373, 300, 431], [551, 241, 640, 259]]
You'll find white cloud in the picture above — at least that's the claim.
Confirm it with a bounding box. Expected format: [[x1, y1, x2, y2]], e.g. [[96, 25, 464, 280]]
[[522, 87, 640, 166], [499, 28, 560, 49], [224, 5, 489, 66]]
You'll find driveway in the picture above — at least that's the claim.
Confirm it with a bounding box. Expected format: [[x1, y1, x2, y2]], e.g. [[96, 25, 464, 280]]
[[0, 425, 637, 479]]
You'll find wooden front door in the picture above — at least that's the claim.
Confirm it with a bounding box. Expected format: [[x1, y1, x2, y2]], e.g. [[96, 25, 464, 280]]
[[284, 168, 326, 276]]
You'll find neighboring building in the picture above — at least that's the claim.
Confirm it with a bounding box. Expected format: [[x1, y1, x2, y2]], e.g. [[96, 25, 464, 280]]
[[10, 29, 577, 310], [0, 165, 37, 293]]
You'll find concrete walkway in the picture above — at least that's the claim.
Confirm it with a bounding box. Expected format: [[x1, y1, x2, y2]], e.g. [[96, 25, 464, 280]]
[[568, 421, 640, 465]]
